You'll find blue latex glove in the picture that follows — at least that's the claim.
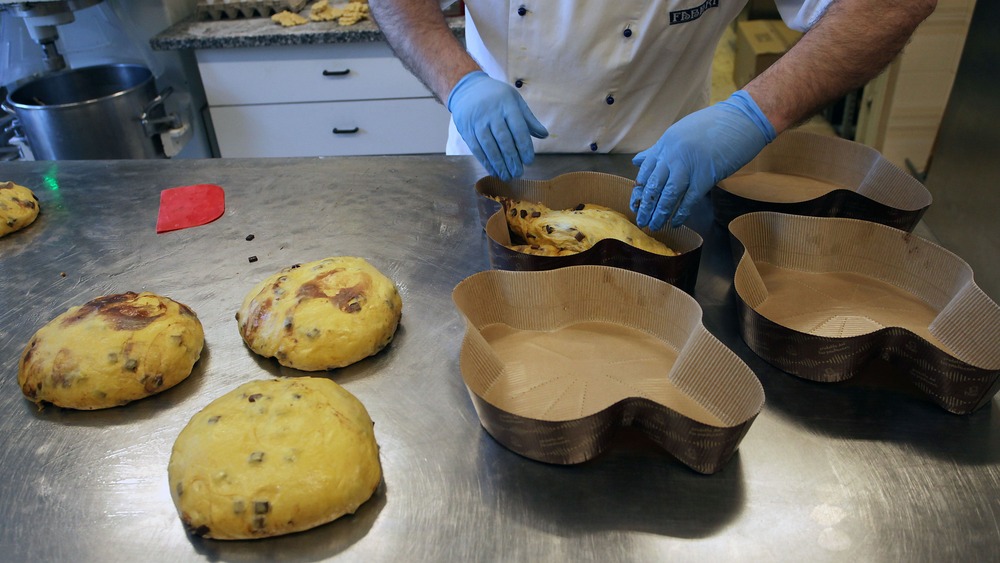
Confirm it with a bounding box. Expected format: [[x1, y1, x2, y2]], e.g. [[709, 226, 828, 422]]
[[630, 90, 776, 229], [447, 71, 549, 181]]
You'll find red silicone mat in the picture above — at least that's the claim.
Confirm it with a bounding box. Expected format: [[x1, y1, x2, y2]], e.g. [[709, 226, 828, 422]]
[[156, 184, 225, 234]]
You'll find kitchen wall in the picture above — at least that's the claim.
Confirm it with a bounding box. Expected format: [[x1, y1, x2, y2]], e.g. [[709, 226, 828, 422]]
[[921, 0, 1000, 302], [855, 0, 977, 174]]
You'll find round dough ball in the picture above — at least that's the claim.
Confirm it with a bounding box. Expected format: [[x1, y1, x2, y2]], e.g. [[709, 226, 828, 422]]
[[18, 292, 205, 410], [236, 256, 402, 371], [168, 377, 382, 540], [0, 181, 40, 237]]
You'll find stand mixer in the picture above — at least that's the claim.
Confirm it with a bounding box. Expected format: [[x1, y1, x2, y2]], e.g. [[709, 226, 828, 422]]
[[1, 0, 193, 160], [1, 0, 104, 74]]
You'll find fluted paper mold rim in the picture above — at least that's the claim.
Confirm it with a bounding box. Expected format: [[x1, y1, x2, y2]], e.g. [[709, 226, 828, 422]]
[[729, 211, 1000, 414], [711, 130, 933, 231], [475, 172, 704, 294], [452, 265, 765, 474]]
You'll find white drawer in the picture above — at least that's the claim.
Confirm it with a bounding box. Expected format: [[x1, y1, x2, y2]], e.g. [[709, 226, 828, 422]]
[[209, 98, 450, 157], [196, 42, 434, 106]]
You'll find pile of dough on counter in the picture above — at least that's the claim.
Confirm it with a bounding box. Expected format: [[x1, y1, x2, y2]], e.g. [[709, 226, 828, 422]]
[[6, 168, 396, 539], [495, 197, 677, 257], [272, 0, 369, 27], [12, 248, 401, 539], [236, 256, 402, 371], [0, 181, 39, 238], [18, 292, 205, 410], [168, 377, 381, 540]]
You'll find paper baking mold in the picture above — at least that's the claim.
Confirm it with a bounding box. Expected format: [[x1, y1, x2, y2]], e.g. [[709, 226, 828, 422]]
[[711, 130, 932, 231], [729, 211, 1000, 414], [475, 172, 703, 294], [452, 265, 765, 474]]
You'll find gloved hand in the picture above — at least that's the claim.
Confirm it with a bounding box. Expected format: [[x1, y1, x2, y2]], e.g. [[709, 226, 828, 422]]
[[630, 90, 776, 230], [447, 71, 549, 181]]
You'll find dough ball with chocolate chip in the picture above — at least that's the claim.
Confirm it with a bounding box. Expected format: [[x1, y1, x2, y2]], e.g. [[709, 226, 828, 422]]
[[236, 256, 402, 371], [168, 377, 382, 540], [17, 292, 204, 410], [0, 181, 40, 237]]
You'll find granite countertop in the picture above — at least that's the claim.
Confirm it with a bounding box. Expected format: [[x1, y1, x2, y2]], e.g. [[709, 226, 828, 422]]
[[151, 13, 464, 51]]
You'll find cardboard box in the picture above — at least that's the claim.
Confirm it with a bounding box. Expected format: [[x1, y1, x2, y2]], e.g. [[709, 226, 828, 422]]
[[733, 19, 802, 87]]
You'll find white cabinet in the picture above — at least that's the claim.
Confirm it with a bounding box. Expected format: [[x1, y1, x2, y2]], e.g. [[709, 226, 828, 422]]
[[195, 42, 451, 157]]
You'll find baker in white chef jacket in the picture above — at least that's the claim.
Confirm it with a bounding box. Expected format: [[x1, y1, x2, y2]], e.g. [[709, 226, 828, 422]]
[[369, 0, 936, 230]]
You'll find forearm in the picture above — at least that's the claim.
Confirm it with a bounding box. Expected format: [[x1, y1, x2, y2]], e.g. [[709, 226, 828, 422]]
[[369, 0, 480, 102], [744, 0, 936, 133]]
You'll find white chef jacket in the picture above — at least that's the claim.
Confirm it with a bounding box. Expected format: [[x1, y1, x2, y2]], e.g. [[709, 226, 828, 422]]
[[446, 0, 834, 155]]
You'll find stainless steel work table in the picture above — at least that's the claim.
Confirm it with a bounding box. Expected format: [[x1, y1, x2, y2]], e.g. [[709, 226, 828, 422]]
[[0, 155, 997, 562]]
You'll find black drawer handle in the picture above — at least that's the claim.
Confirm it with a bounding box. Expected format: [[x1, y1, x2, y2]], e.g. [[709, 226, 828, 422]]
[[322, 68, 351, 76], [333, 127, 359, 134]]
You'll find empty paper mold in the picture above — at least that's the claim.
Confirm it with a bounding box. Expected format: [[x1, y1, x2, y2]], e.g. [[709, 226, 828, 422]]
[[729, 211, 1000, 414], [712, 130, 932, 231], [452, 265, 765, 474]]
